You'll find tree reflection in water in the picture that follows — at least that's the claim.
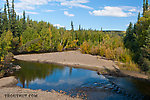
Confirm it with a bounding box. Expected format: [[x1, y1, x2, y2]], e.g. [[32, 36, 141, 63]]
[[14, 60, 65, 88]]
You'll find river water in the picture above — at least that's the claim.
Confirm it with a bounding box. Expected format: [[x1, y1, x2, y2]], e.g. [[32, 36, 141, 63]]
[[14, 60, 150, 100]]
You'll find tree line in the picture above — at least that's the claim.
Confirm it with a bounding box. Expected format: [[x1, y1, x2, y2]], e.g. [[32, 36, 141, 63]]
[[124, 0, 150, 72], [0, 0, 111, 61], [0, 0, 149, 72]]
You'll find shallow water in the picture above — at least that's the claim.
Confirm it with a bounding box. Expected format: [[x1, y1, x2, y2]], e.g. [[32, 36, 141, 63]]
[[14, 60, 150, 100]]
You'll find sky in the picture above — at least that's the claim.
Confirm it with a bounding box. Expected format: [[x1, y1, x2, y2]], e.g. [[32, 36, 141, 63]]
[[0, 0, 146, 31]]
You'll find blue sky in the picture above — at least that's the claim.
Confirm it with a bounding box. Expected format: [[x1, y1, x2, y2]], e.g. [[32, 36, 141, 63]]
[[0, 0, 146, 30]]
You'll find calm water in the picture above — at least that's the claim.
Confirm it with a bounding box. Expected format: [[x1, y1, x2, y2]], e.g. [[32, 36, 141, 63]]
[[14, 60, 150, 100]]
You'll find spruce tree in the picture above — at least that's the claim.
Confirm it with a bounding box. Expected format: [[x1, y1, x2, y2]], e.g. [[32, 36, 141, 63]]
[[79, 25, 81, 31], [11, 0, 17, 36], [137, 12, 140, 24], [101, 27, 103, 31], [146, 0, 149, 10], [71, 21, 74, 31], [22, 11, 26, 31], [2, 4, 8, 31], [143, 0, 146, 15], [6, 0, 11, 30], [0, 9, 2, 35], [126, 22, 133, 35], [138, 12, 140, 21]]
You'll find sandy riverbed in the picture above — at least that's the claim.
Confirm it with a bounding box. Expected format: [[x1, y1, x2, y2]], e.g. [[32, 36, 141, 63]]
[[0, 51, 149, 100], [14, 50, 119, 71], [14, 50, 149, 80]]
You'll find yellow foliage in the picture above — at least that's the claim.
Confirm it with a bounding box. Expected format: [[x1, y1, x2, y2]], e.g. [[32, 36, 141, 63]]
[[105, 48, 115, 60], [66, 40, 78, 49], [117, 61, 140, 71], [90, 45, 100, 55], [99, 45, 106, 57], [80, 41, 91, 54], [57, 43, 63, 52]]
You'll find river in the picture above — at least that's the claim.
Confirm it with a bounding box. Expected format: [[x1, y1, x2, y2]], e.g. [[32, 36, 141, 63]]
[[13, 60, 150, 100]]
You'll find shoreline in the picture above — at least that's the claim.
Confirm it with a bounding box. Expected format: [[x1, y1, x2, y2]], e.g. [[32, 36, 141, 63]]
[[14, 50, 119, 71], [0, 50, 149, 99], [0, 76, 81, 100], [14, 50, 149, 80]]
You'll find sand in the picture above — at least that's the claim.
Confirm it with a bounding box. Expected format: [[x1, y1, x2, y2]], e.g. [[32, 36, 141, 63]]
[[0, 76, 81, 100], [14, 50, 149, 79], [0, 50, 149, 100], [14, 50, 119, 71]]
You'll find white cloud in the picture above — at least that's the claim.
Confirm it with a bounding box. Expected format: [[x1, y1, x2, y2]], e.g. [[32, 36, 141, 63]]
[[128, 8, 136, 12], [14, 0, 92, 11], [64, 11, 74, 17], [16, 11, 23, 16], [15, 11, 39, 16], [26, 11, 39, 14], [89, 6, 135, 17], [18, 0, 48, 5], [14, 0, 48, 10], [60, 0, 93, 9], [10, 0, 92, 16], [120, 6, 137, 12], [44, 10, 55, 12], [54, 24, 65, 28], [15, 3, 35, 10]]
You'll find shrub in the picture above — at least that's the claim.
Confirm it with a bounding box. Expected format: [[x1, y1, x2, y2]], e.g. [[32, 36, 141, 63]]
[[90, 45, 100, 55], [65, 40, 78, 49], [57, 43, 63, 52], [80, 41, 91, 54], [105, 48, 115, 60], [117, 61, 140, 71], [99, 45, 106, 57], [0, 70, 5, 78]]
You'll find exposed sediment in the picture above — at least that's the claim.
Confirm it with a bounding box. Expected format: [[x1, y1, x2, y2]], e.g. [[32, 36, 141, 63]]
[[14, 50, 149, 80], [0, 76, 81, 100], [14, 50, 119, 71]]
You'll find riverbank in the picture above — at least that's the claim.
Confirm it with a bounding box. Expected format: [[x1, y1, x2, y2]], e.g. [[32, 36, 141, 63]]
[[14, 50, 119, 71], [0, 76, 81, 100], [14, 50, 149, 80]]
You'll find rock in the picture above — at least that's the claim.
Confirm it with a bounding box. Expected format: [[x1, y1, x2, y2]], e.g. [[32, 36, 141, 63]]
[[0, 76, 17, 87], [9, 70, 14, 74], [12, 65, 21, 70]]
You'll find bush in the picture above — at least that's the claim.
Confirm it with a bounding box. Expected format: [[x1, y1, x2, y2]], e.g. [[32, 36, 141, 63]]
[[105, 48, 115, 60], [99, 45, 106, 57], [138, 56, 150, 72], [65, 40, 78, 49], [117, 61, 140, 71], [0, 70, 5, 78], [4, 52, 14, 64], [57, 43, 63, 52], [90, 45, 100, 55], [80, 41, 91, 54]]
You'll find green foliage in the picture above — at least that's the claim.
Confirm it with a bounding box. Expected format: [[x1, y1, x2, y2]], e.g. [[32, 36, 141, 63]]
[[0, 30, 13, 61], [146, 0, 149, 11], [57, 43, 63, 52], [22, 27, 40, 44], [0, 69, 5, 77], [71, 21, 74, 31], [80, 41, 91, 54], [0, 0, 142, 72], [124, 9, 150, 72]]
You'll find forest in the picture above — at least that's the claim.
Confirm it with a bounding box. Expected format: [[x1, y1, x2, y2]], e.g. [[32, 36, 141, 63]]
[[0, 0, 149, 73]]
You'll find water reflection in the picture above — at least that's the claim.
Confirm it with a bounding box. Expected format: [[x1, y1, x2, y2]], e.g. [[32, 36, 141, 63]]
[[14, 61, 64, 88], [14, 60, 150, 100]]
